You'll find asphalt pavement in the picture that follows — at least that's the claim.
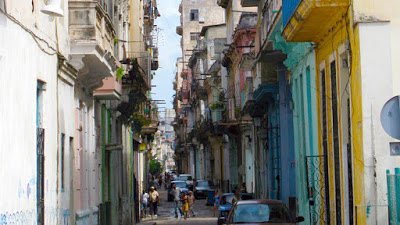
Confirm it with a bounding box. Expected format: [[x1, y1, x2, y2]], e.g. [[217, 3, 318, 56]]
[[137, 186, 217, 225]]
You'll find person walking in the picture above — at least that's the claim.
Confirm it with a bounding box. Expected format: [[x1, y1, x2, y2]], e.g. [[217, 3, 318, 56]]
[[181, 192, 189, 220], [213, 189, 221, 217], [149, 186, 159, 219], [232, 189, 241, 205], [188, 191, 196, 217], [158, 174, 163, 189], [141, 191, 149, 218], [171, 183, 183, 218]]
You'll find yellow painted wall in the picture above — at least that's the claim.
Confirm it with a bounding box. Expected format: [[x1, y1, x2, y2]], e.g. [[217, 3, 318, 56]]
[[315, 11, 365, 225]]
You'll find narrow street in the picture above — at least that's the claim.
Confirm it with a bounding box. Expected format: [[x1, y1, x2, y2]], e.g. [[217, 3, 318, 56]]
[[140, 187, 217, 225], [2, 0, 400, 224]]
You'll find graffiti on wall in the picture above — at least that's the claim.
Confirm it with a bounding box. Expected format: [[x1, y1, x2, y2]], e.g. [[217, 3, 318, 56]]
[[0, 210, 35, 225]]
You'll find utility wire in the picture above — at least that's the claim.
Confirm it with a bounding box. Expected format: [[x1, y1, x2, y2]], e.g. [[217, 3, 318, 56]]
[[0, 7, 58, 56]]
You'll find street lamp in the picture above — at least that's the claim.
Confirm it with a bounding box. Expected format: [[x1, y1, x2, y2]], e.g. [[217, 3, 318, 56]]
[[41, 0, 64, 17]]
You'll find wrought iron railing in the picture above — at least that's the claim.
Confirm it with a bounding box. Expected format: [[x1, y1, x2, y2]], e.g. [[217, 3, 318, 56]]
[[305, 155, 330, 225]]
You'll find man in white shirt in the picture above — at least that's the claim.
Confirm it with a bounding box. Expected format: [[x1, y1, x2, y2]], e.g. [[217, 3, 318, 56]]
[[149, 186, 159, 218], [171, 183, 183, 218]]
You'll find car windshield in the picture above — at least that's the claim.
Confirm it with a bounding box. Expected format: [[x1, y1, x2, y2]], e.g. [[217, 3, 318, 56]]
[[196, 181, 209, 187], [231, 203, 290, 223], [174, 182, 187, 188], [178, 175, 192, 181]]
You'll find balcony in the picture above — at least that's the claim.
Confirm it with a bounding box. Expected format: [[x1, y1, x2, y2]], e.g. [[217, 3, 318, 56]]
[[69, 1, 117, 90], [253, 84, 278, 104], [282, 0, 349, 42], [93, 77, 122, 100], [144, 0, 158, 25], [176, 26, 183, 36]]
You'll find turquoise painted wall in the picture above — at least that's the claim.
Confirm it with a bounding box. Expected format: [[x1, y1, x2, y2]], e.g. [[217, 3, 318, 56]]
[[269, 18, 318, 221], [291, 52, 317, 222]]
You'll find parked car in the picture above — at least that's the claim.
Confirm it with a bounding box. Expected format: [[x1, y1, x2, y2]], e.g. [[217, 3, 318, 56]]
[[167, 180, 189, 202], [193, 180, 213, 199], [177, 174, 193, 189], [223, 199, 304, 225], [217, 192, 255, 224], [217, 193, 235, 225]]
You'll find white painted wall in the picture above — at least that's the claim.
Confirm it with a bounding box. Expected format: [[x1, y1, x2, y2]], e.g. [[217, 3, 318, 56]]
[[359, 22, 400, 224], [58, 69, 77, 225], [0, 1, 69, 223]]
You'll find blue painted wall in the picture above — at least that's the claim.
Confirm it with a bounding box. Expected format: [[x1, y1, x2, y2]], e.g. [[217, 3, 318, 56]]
[[266, 99, 280, 200], [269, 18, 317, 221], [278, 70, 296, 206]]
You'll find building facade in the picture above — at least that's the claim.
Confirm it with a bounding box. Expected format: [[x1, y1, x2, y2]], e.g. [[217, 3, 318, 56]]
[[0, 0, 159, 224], [175, 0, 225, 177]]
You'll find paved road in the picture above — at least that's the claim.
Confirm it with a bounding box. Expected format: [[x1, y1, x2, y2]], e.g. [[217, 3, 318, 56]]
[[139, 187, 217, 225]]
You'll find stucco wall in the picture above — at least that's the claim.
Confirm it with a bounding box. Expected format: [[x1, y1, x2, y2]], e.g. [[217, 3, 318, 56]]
[[290, 51, 317, 222], [0, 10, 61, 225], [180, 0, 225, 60], [58, 69, 77, 225], [353, 0, 400, 97], [358, 22, 400, 224]]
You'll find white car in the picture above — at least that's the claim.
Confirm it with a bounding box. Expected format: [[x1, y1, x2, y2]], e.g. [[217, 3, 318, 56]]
[[178, 174, 193, 187]]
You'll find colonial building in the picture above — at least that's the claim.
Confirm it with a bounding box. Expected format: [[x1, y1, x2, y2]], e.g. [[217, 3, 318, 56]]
[[175, 0, 225, 177], [0, 0, 159, 224]]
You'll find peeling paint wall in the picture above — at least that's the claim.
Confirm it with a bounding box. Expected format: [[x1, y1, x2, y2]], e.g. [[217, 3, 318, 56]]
[[0, 1, 70, 224]]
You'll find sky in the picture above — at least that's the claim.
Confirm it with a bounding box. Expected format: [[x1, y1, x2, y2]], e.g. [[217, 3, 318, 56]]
[[152, 0, 181, 111]]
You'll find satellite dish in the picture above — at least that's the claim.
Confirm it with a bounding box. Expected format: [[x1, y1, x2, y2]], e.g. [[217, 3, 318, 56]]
[[380, 95, 400, 140], [41, 0, 64, 17]]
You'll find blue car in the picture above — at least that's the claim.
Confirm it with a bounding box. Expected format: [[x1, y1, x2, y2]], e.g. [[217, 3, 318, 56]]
[[217, 193, 254, 225], [217, 193, 235, 225]]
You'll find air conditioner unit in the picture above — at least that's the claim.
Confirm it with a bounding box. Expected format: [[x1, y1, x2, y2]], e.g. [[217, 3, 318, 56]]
[[199, 17, 205, 24]]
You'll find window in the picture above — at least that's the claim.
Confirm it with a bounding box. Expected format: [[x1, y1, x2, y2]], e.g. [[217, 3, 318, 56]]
[[320, 68, 331, 223], [330, 59, 342, 224], [190, 9, 199, 21], [99, 0, 113, 17], [61, 133, 65, 191], [190, 32, 200, 41], [36, 80, 45, 224]]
